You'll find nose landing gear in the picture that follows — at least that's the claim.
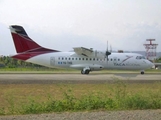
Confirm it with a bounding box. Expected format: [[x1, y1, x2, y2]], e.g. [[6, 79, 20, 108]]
[[140, 70, 144, 75]]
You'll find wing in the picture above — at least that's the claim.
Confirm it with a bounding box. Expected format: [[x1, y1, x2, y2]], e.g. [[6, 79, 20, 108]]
[[73, 47, 93, 57]]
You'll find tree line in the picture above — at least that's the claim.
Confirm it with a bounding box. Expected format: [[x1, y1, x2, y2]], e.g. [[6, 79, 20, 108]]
[[0, 56, 44, 68], [156, 57, 161, 63]]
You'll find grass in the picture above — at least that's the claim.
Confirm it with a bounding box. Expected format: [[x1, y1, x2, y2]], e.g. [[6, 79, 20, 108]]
[[0, 80, 161, 115]]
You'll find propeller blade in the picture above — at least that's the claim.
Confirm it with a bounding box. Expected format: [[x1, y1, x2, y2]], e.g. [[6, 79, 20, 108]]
[[105, 41, 111, 63]]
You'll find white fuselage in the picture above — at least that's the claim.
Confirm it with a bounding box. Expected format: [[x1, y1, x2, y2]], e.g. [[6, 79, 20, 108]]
[[26, 51, 153, 71]]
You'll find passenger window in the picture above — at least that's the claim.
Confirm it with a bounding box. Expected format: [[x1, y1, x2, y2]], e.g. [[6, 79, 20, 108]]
[[62, 58, 64, 60], [72, 58, 74, 60], [75, 58, 77, 60], [86, 58, 88, 60], [69, 58, 71, 60], [82, 58, 84, 60], [93, 58, 95, 61], [79, 58, 81, 60], [111, 59, 112, 61]]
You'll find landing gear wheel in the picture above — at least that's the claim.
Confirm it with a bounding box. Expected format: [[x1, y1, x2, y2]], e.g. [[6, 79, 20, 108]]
[[85, 70, 90, 74], [141, 71, 144, 75], [81, 69, 90, 74]]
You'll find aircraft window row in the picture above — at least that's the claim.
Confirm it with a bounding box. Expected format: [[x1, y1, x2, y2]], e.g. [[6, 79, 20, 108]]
[[59, 57, 101, 61], [106, 58, 120, 61], [58, 57, 120, 61], [136, 56, 146, 59]]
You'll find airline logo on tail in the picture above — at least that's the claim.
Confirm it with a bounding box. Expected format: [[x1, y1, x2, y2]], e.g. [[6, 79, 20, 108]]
[[9, 25, 59, 60]]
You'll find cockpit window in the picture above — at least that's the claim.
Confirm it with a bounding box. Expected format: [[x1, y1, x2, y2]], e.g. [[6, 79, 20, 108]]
[[142, 56, 146, 59], [136, 56, 146, 59]]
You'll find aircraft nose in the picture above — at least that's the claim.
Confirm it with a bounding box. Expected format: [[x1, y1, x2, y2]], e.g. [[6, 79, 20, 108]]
[[148, 61, 155, 68]]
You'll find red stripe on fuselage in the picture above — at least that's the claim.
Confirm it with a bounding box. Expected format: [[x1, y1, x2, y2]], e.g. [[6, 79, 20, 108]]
[[12, 51, 57, 61]]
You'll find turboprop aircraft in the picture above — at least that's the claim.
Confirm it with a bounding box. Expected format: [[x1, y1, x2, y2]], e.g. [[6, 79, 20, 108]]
[[9, 25, 154, 74]]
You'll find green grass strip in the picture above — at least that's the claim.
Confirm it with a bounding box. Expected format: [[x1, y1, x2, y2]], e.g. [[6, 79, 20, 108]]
[[1, 82, 161, 115]]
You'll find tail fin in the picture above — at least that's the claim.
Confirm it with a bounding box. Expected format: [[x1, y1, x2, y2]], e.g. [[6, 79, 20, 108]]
[[9, 25, 58, 53]]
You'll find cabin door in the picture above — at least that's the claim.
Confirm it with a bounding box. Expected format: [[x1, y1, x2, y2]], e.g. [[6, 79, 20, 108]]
[[50, 57, 55, 66]]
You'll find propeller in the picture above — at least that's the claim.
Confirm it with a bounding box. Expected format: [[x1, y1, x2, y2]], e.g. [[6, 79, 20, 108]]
[[105, 41, 111, 61]]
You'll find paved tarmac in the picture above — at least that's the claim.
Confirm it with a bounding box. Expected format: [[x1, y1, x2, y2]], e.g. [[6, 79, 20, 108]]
[[0, 73, 161, 84]]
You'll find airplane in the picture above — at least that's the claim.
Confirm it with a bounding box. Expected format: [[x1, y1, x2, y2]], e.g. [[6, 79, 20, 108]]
[[9, 25, 154, 75]]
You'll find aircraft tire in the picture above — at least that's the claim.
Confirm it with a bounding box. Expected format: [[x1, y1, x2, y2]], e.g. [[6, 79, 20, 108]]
[[85, 70, 90, 74], [81, 69, 90, 75], [141, 71, 144, 75]]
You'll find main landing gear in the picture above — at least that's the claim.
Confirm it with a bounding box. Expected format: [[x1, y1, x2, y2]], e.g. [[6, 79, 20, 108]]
[[81, 69, 90, 75]]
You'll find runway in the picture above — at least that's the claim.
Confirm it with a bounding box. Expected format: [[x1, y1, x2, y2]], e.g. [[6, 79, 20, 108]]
[[0, 73, 161, 84]]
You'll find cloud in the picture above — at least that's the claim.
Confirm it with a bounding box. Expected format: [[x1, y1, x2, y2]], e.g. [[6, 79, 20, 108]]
[[0, 0, 161, 55]]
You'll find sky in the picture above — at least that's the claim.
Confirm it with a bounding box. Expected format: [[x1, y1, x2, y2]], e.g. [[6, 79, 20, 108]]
[[0, 0, 161, 55]]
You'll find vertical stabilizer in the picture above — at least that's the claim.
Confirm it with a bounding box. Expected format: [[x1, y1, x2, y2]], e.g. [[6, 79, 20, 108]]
[[9, 25, 59, 60], [9, 25, 59, 53], [10, 25, 42, 53]]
